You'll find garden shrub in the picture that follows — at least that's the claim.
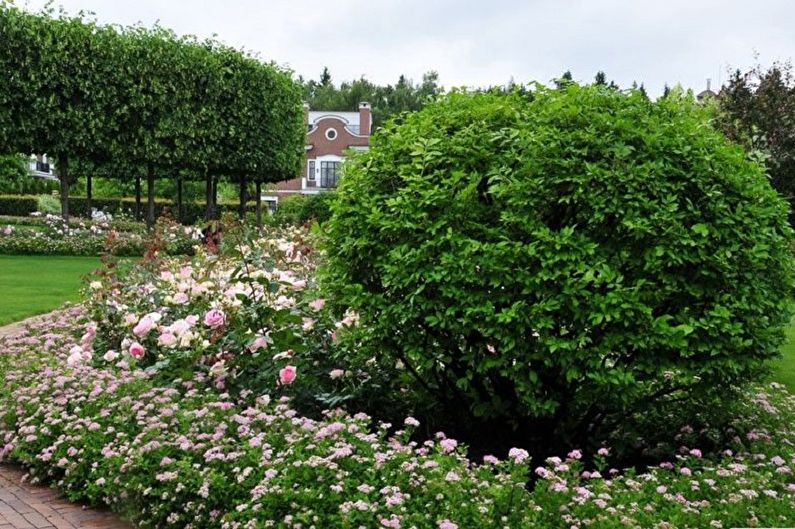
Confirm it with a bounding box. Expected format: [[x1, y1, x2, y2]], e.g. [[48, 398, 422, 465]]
[[273, 192, 336, 226], [322, 85, 795, 455], [37, 193, 61, 214], [0, 194, 38, 216]]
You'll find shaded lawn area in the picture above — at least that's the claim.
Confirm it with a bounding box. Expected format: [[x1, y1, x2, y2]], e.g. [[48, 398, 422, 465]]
[[0, 255, 101, 325], [772, 318, 795, 392]]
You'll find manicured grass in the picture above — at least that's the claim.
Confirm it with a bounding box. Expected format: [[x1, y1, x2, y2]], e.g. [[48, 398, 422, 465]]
[[772, 318, 795, 392], [0, 255, 101, 325]]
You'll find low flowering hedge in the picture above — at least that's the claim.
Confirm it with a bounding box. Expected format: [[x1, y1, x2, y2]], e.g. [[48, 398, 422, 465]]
[[0, 214, 199, 256], [0, 309, 536, 529], [1, 313, 795, 527]]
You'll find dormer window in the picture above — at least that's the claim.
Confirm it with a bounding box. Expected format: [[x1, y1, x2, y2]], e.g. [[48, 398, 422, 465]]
[[325, 128, 338, 141]]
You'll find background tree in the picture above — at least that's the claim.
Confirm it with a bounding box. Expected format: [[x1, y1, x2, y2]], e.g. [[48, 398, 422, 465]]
[[718, 61, 795, 221], [299, 68, 443, 128]]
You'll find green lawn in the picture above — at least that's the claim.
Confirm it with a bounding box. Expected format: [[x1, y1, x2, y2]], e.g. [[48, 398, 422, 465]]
[[0, 255, 101, 325], [772, 319, 795, 392]]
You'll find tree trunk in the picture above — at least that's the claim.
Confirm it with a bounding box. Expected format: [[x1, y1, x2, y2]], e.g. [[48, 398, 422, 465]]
[[86, 173, 92, 219], [212, 176, 218, 218], [176, 174, 183, 224], [134, 173, 142, 222], [59, 156, 70, 223], [146, 162, 155, 230], [256, 180, 262, 231], [238, 174, 247, 220], [204, 171, 213, 220]]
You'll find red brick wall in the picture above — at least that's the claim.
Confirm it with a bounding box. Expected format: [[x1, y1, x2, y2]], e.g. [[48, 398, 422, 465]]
[[272, 112, 370, 193]]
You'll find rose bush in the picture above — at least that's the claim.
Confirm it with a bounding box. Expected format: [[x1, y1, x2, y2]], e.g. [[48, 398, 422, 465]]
[[0, 214, 199, 256], [83, 227, 370, 410]]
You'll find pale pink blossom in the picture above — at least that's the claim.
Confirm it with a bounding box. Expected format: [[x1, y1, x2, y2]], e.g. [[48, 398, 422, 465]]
[[133, 316, 156, 337], [309, 298, 326, 311], [248, 336, 268, 352], [279, 365, 297, 385], [129, 342, 145, 359], [509, 447, 530, 464], [158, 332, 177, 347], [204, 309, 226, 329]]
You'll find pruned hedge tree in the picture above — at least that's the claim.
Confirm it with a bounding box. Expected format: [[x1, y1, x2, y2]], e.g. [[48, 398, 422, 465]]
[[323, 85, 795, 455], [0, 1, 304, 223]]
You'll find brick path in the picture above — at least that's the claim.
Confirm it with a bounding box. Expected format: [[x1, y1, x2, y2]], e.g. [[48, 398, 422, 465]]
[[0, 314, 50, 340], [1, 312, 131, 529], [0, 465, 129, 529]]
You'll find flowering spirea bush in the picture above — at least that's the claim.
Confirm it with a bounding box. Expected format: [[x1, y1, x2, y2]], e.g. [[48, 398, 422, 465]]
[[0, 310, 537, 529], [1, 312, 795, 527]]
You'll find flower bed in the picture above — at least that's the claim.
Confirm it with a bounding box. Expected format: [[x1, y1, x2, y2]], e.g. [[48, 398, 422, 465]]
[[0, 309, 535, 529], [0, 214, 200, 256], [0, 227, 794, 528], [83, 228, 352, 405], [0, 310, 794, 528]]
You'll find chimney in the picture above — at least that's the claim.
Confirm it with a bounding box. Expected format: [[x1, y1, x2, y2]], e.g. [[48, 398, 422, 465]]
[[358, 102, 371, 136], [706, 78, 711, 92]]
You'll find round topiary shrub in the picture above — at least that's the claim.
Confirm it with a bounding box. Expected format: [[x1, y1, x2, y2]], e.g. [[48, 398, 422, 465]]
[[322, 85, 794, 454]]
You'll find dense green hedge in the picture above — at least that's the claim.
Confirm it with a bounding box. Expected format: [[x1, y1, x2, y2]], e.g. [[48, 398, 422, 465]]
[[323, 85, 795, 454], [0, 4, 304, 221], [273, 192, 337, 225], [0, 195, 255, 224], [0, 195, 37, 216]]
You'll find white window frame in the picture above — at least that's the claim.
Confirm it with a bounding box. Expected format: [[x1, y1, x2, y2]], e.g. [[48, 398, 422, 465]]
[[307, 159, 316, 181]]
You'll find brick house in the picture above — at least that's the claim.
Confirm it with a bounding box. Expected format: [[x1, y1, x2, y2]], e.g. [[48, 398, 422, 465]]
[[269, 102, 371, 200]]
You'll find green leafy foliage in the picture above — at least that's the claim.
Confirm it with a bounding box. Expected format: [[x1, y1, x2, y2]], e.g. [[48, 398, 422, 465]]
[[272, 192, 337, 226], [0, 3, 304, 220], [300, 69, 443, 128], [322, 84, 795, 454]]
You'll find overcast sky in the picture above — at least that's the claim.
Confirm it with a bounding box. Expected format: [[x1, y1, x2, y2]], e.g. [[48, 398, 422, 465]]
[[19, 0, 795, 96]]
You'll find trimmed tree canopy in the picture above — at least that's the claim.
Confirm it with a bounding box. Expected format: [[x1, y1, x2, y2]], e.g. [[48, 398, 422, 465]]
[[0, 2, 304, 220]]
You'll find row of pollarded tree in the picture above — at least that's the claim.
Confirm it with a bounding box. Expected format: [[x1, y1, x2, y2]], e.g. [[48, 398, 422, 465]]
[[0, 3, 305, 227]]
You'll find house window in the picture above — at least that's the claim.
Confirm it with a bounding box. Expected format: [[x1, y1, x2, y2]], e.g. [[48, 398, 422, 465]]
[[307, 160, 316, 180], [325, 128, 338, 140], [320, 161, 340, 188]]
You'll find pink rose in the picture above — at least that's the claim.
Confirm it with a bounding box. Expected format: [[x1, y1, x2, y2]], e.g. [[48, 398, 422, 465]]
[[173, 292, 189, 304], [129, 342, 145, 359], [158, 332, 177, 347], [204, 309, 226, 329], [309, 298, 326, 311], [279, 365, 297, 385], [133, 316, 155, 337], [248, 336, 268, 352]]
